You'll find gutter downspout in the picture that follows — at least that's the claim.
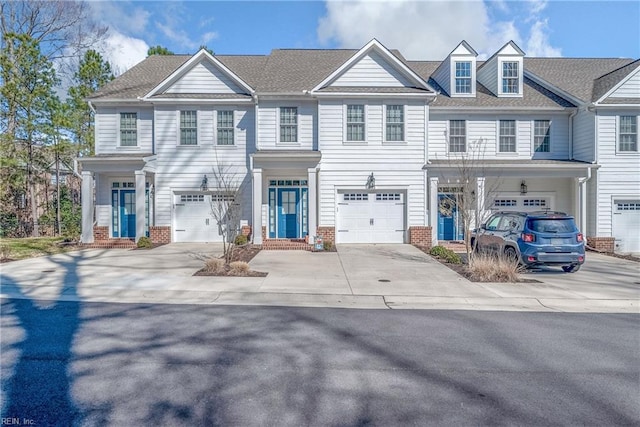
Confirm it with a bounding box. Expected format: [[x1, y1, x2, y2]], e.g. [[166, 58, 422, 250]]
[[579, 167, 592, 247], [568, 108, 578, 159]]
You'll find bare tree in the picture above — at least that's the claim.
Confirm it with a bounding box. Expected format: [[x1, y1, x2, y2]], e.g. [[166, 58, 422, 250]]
[[208, 161, 245, 265], [437, 136, 503, 262]]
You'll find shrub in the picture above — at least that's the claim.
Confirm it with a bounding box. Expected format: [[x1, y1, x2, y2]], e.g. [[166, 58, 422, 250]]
[[234, 234, 248, 245], [323, 240, 333, 251], [0, 244, 11, 259], [229, 261, 250, 275], [430, 245, 461, 264], [204, 257, 226, 273], [469, 253, 521, 282], [136, 236, 153, 249]]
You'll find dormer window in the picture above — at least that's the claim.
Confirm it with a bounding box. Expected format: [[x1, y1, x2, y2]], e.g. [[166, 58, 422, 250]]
[[455, 62, 472, 94], [502, 61, 519, 94]]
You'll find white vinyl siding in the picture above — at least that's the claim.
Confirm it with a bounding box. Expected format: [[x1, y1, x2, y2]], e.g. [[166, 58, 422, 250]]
[[279, 107, 298, 143], [317, 99, 426, 228], [499, 120, 516, 152], [534, 120, 551, 153], [385, 105, 404, 142], [179, 110, 198, 145], [164, 60, 244, 94], [257, 101, 315, 150], [619, 115, 637, 152], [95, 106, 153, 154], [119, 112, 137, 147], [153, 105, 253, 228], [593, 111, 640, 238], [330, 51, 412, 87], [609, 69, 640, 98], [217, 110, 234, 145], [449, 120, 466, 153], [346, 104, 366, 142], [572, 109, 595, 162]]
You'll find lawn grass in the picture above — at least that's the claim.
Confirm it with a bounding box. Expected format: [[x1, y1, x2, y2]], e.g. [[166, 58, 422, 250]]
[[1, 237, 79, 261]]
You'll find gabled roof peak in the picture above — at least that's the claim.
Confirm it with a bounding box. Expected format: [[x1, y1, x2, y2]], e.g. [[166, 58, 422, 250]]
[[450, 40, 478, 57]]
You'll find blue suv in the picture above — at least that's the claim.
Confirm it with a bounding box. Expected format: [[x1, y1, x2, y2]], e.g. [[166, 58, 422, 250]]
[[471, 211, 585, 272]]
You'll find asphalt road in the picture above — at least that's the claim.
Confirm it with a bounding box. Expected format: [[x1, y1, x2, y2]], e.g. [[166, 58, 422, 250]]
[[1, 299, 638, 426]]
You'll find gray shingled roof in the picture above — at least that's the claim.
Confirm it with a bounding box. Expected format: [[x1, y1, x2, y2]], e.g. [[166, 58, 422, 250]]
[[88, 47, 637, 110], [524, 58, 635, 103], [317, 86, 431, 93], [149, 93, 252, 99], [89, 55, 190, 100], [592, 59, 640, 102]]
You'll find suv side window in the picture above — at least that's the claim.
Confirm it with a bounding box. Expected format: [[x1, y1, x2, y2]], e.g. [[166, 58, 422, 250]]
[[500, 214, 523, 231], [486, 215, 502, 231]]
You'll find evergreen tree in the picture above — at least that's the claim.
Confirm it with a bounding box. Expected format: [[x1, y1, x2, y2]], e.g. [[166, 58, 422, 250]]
[[147, 45, 174, 56], [67, 49, 114, 156]]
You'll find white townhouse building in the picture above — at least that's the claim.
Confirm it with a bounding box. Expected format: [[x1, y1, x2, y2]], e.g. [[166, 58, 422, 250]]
[[79, 39, 640, 253]]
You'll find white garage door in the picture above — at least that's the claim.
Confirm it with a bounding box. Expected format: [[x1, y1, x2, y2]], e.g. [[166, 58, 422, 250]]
[[174, 194, 222, 243], [613, 200, 640, 253], [336, 192, 405, 243], [492, 196, 552, 212]]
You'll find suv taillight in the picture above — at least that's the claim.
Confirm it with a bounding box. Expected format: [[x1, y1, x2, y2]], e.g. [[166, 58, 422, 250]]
[[577, 233, 584, 243], [522, 233, 535, 242]]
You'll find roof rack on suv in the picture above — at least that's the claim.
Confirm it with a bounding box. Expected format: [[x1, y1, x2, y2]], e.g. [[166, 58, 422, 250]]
[[529, 211, 569, 216]]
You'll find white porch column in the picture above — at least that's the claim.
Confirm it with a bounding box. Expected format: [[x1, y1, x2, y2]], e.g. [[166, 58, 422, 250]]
[[578, 177, 587, 232], [307, 168, 318, 242], [429, 176, 439, 248], [81, 170, 94, 243], [135, 170, 146, 242], [476, 177, 486, 229], [252, 168, 263, 244]]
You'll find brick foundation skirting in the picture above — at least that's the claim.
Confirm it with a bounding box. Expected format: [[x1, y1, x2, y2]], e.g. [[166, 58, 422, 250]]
[[150, 226, 171, 244], [409, 226, 432, 249], [587, 236, 615, 253], [93, 226, 109, 240], [316, 227, 335, 244]]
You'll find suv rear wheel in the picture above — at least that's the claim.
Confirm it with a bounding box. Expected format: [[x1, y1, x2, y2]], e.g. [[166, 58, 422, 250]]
[[562, 264, 581, 273], [504, 246, 519, 264]]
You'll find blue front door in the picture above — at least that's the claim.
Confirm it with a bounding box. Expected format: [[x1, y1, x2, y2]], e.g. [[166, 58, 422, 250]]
[[120, 190, 136, 238], [438, 194, 458, 240], [277, 189, 299, 238]]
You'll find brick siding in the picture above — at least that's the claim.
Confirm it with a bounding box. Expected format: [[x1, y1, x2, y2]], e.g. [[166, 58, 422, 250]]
[[409, 226, 432, 249], [316, 227, 335, 245], [587, 236, 615, 253], [150, 226, 171, 244], [93, 226, 109, 240]]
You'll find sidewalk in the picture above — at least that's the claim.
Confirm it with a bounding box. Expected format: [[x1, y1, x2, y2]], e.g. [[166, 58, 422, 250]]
[[1, 244, 638, 313]]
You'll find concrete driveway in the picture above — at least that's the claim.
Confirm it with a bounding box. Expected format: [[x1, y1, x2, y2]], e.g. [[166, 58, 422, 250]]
[[1, 243, 637, 312]]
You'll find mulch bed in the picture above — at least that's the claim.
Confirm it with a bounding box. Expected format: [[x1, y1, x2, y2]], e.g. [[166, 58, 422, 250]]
[[193, 244, 267, 277], [414, 245, 539, 283]]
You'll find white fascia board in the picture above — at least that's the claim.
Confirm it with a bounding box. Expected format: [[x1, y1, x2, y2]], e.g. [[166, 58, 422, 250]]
[[424, 162, 600, 170], [142, 49, 255, 99], [430, 106, 571, 113], [310, 38, 435, 93], [145, 98, 254, 104], [592, 102, 640, 108], [313, 92, 435, 98], [594, 64, 640, 103], [524, 72, 585, 106], [89, 99, 148, 105]]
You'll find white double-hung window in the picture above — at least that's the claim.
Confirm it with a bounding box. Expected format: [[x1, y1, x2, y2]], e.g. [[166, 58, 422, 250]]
[[455, 61, 472, 94], [280, 107, 298, 143], [385, 105, 404, 142], [499, 120, 516, 152], [346, 104, 365, 142], [502, 61, 519, 94], [534, 120, 551, 153], [180, 110, 197, 145], [217, 110, 234, 145], [449, 120, 466, 153], [120, 112, 137, 146], [619, 116, 637, 152]]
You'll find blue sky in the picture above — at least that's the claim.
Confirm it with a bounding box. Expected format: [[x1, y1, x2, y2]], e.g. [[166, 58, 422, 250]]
[[89, 1, 640, 74]]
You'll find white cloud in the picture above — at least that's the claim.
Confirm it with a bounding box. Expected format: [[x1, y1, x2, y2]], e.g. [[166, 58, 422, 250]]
[[317, 0, 561, 59], [88, 1, 151, 36], [98, 30, 150, 76], [525, 19, 561, 57]]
